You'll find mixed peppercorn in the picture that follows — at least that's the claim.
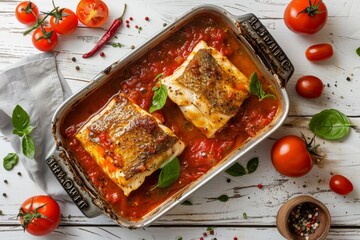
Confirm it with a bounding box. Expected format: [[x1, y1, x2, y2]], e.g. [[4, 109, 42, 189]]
[[288, 203, 320, 238]]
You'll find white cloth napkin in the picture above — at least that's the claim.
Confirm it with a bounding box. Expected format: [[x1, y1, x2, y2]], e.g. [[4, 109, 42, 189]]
[[0, 52, 72, 201]]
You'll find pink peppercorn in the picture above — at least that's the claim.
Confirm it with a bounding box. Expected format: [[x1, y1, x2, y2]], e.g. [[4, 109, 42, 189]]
[[99, 52, 105, 57], [129, 17, 133, 21], [126, 24, 130, 28], [257, 184, 263, 189], [234, 237, 238, 240], [203, 232, 207, 237], [135, 25, 139, 29], [125, 19, 129, 23], [145, 16, 149, 21]]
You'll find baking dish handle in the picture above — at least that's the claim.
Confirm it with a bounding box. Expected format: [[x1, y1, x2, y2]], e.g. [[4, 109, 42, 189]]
[[236, 14, 294, 86], [46, 147, 102, 218]]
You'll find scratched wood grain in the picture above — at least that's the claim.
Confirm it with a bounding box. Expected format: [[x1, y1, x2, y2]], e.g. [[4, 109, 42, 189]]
[[0, 0, 359, 239], [1, 225, 360, 240]]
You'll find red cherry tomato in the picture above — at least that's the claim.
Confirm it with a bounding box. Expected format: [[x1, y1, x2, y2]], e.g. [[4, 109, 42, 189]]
[[284, 0, 328, 34], [329, 175, 353, 195], [76, 0, 109, 28], [296, 75, 324, 98], [50, 8, 78, 35], [32, 27, 58, 52], [271, 135, 314, 177], [15, 1, 39, 25], [18, 195, 61, 236], [305, 43, 333, 61]]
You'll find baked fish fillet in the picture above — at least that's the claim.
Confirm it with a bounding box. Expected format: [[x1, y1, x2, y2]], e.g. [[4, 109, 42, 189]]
[[161, 40, 250, 138], [75, 93, 185, 196]]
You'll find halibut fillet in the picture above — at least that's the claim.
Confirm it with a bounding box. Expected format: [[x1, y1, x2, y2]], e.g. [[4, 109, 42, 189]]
[[75, 93, 185, 196], [161, 40, 250, 138]]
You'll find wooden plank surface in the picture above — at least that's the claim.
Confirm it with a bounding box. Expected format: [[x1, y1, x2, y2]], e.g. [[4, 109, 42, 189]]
[[0, 0, 359, 239], [1, 226, 360, 240]]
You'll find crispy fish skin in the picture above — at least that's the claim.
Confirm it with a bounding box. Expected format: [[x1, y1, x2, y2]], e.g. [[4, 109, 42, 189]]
[[162, 40, 250, 138], [76, 93, 185, 196]]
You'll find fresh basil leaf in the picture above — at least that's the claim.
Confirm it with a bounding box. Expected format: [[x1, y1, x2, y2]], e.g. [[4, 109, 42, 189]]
[[217, 194, 229, 202], [22, 134, 35, 159], [225, 162, 247, 176], [249, 72, 276, 101], [149, 84, 168, 113], [250, 72, 262, 95], [111, 42, 123, 48], [151, 73, 164, 91], [22, 125, 34, 135], [156, 157, 180, 188], [14, 125, 34, 136], [309, 109, 351, 140], [12, 105, 31, 131], [154, 73, 163, 81], [247, 157, 259, 174], [207, 227, 214, 232], [13, 128, 25, 137], [356, 47, 360, 56], [3, 153, 19, 170]]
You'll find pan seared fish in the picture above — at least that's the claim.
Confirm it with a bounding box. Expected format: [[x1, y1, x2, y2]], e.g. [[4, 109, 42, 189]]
[[161, 40, 250, 138], [75, 93, 185, 196]]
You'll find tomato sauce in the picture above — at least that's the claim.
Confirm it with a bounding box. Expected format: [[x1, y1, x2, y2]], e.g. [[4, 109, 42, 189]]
[[61, 16, 279, 221]]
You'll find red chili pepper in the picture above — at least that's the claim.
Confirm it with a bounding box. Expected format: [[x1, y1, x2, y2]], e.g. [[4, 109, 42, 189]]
[[82, 4, 126, 58]]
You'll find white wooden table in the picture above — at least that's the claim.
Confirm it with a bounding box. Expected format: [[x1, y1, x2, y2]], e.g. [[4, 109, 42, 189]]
[[1, 0, 359, 239]]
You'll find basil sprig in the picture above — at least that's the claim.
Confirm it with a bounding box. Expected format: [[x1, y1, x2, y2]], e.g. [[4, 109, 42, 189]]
[[12, 105, 35, 159], [309, 109, 351, 140], [225, 157, 259, 176], [225, 162, 246, 176], [149, 73, 168, 113], [249, 72, 276, 101], [155, 157, 180, 188], [3, 153, 19, 170], [246, 157, 259, 174]]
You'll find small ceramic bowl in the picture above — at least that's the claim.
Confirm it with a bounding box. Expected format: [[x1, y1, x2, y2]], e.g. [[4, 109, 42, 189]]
[[276, 195, 331, 240]]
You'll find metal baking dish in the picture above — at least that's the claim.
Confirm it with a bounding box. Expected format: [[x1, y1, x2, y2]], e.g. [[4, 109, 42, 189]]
[[46, 4, 294, 228]]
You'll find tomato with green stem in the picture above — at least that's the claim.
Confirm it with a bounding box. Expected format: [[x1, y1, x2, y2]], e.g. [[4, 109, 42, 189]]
[[284, 0, 328, 34], [18, 195, 61, 236], [76, 0, 109, 28], [15, 1, 39, 25], [271, 135, 321, 177], [50, 8, 78, 35], [329, 175, 353, 195], [31, 26, 58, 52]]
